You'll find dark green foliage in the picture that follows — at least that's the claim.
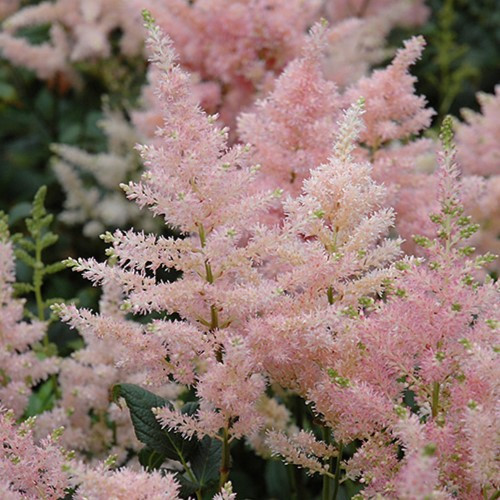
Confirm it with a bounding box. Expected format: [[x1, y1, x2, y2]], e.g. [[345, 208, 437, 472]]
[[265, 460, 291, 500], [25, 377, 59, 417], [413, 0, 500, 120], [112, 383, 223, 499], [190, 437, 223, 488], [138, 447, 167, 471], [111, 383, 198, 463]]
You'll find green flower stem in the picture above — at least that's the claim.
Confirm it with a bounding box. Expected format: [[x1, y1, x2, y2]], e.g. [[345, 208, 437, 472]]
[[34, 236, 45, 324], [198, 223, 223, 361], [332, 442, 343, 500], [322, 427, 333, 500], [219, 426, 231, 491], [432, 382, 440, 419], [178, 452, 202, 500], [327, 286, 334, 306], [287, 464, 299, 500]]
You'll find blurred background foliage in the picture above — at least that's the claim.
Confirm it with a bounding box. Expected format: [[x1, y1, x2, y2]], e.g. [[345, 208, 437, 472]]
[[413, 0, 500, 119], [2, 0, 498, 221]]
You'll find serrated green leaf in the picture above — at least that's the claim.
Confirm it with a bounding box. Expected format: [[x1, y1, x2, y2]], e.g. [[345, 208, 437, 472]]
[[112, 383, 197, 463], [174, 473, 199, 497], [32, 186, 48, 216], [190, 436, 222, 488], [39, 214, 54, 228], [180, 401, 200, 417], [138, 447, 167, 471], [265, 460, 291, 500]]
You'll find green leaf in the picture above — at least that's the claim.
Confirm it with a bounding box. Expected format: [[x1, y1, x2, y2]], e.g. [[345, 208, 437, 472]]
[[265, 460, 291, 500], [112, 383, 197, 463], [15, 238, 36, 252], [14, 248, 36, 267], [25, 378, 58, 417], [12, 282, 35, 295], [40, 232, 58, 250], [111, 383, 168, 446], [31, 186, 48, 219], [138, 447, 167, 471], [180, 401, 200, 417], [174, 473, 199, 498], [190, 436, 222, 488], [59, 123, 82, 144], [44, 262, 67, 275], [0, 81, 16, 102]]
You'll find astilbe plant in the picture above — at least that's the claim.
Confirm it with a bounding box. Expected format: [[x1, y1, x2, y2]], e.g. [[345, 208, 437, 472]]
[[44, 2, 438, 238], [53, 17, 407, 496], [343, 35, 437, 246], [0, 408, 71, 499], [251, 101, 403, 496], [39, 276, 182, 463], [245, 98, 402, 398], [237, 21, 342, 197], [0, 185, 69, 419], [4, 8, 495, 500], [240, 30, 436, 241], [54, 16, 282, 494], [293, 119, 499, 498], [455, 85, 500, 178], [0, 406, 183, 499], [131, 0, 429, 141], [130, 0, 321, 131], [397, 86, 499, 267]]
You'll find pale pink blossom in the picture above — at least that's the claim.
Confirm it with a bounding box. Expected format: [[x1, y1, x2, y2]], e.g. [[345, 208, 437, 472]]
[[39, 277, 182, 462], [238, 22, 342, 196], [345, 36, 434, 148], [213, 481, 237, 500], [456, 85, 500, 177], [326, 0, 429, 29], [266, 430, 336, 476], [60, 23, 279, 443], [0, 0, 20, 20], [72, 463, 180, 500], [0, 409, 71, 499], [455, 86, 500, 266], [132, 0, 320, 129], [312, 129, 500, 496]]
